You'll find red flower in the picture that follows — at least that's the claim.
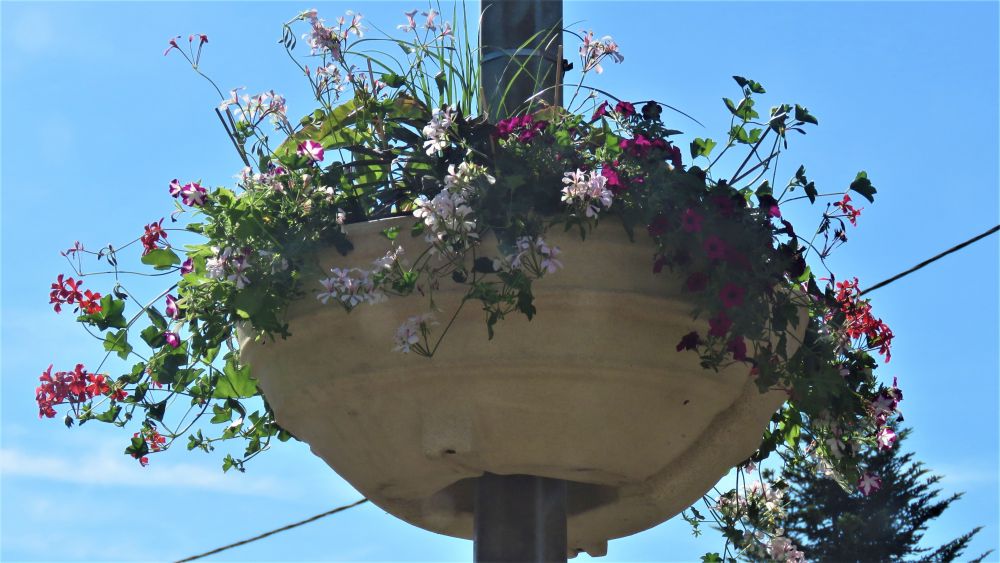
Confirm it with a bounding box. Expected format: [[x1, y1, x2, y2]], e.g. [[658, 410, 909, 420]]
[[676, 331, 701, 352], [727, 337, 748, 361], [85, 374, 110, 397], [708, 312, 732, 338], [601, 166, 623, 194], [614, 101, 636, 117], [591, 101, 609, 121], [703, 236, 727, 260], [681, 208, 703, 233], [719, 283, 745, 308], [833, 194, 862, 226], [685, 272, 708, 292], [141, 219, 168, 255], [647, 214, 669, 237]]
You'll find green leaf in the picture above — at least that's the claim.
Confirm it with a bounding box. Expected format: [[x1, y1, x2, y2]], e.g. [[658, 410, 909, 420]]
[[849, 170, 877, 203], [95, 404, 121, 423], [140, 325, 165, 348], [146, 307, 168, 331], [147, 399, 167, 422], [382, 226, 400, 240], [141, 248, 181, 270], [210, 404, 233, 424], [689, 137, 717, 159], [723, 97, 739, 116], [733, 75, 766, 94], [380, 72, 405, 88], [103, 329, 132, 360], [701, 554, 723, 563], [78, 295, 127, 330], [794, 104, 819, 125], [213, 355, 258, 399]]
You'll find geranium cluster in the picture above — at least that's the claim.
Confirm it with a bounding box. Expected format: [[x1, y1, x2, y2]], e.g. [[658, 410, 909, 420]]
[[35, 364, 123, 419], [49, 274, 102, 314]]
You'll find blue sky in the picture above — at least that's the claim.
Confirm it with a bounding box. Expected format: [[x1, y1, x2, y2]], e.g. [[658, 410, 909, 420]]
[[2, 1, 998, 561]]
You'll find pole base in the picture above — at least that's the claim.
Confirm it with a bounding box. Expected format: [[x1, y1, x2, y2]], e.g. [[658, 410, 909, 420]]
[[474, 473, 568, 562]]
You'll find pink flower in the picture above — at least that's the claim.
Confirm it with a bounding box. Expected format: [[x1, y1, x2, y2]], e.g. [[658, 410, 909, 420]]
[[591, 101, 609, 121], [614, 101, 635, 117], [719, 282, 745, 309], [165, 295, 180, 319], [297, 140, 325, 162], [164, 332, 180, 348], [708, 312, 732, 338], [179, 182, 207, 206], [876, 426, 897, 450], [180, 258, 194, 275], [188, 33, 208, 46], [728, 337, 748, 361], [169, 179, 182, 197], [680, 208, 703, 232], [703, 236, 727, 260], [163, 36, 181, 56], [857, 472, 882, 496], [397, 9, 419, 32]]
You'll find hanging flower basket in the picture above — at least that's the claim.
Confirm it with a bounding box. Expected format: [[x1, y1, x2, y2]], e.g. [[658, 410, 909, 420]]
[[240, 216, 807, 556], [40, 8, 902, 561]]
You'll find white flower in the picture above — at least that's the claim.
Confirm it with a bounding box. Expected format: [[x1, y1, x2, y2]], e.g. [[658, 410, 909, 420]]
[[393, 314, 436, 353], [422, 106, 454, 155], [397, 9, 419, 32], [561, 168, 613, 218], [413, 190, 477, 244], [443, 161, 495, 197]]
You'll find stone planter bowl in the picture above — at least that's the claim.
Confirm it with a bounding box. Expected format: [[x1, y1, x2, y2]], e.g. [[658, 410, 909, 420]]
[[239, 216, 807, 557]]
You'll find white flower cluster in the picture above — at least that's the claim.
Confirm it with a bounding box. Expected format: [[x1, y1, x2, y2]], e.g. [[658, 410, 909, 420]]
[[316, 246, 404, 308], [303, 9, 364, 57], [509, 236, 563, 275], [219, 89, 290, 132], [766, 535, 806, 563], [579, 30, 624, 74], [561, 169, 613, 218], [444, 162, 495, 197], [393, 313, 436, 353], [413, 191, 476, 245], [205, 246, 253, 289], [422, 106, 454, 155]]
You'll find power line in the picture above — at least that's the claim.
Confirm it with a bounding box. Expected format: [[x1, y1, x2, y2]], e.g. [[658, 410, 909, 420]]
[[174, 498, 369, 563], [860, 224, 999, 296]]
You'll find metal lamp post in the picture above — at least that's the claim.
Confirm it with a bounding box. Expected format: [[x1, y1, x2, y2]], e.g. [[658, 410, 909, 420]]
[[476, 3, 567, 561]]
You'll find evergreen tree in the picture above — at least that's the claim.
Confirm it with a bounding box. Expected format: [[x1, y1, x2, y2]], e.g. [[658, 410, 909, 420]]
[[781, 429, 991, 563]]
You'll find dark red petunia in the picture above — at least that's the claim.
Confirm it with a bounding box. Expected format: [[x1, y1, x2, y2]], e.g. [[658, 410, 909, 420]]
[[728, 337, 748, 361], [719, 282, 746, 309], [676, 331, 701, 352], [708, 312, 732, 338], [685, 271, 708, 292], [703, 236, 727, 260]]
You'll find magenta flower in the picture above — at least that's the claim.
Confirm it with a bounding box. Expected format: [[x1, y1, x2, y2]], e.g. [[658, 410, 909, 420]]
[[165, 295, 180, 319], [703, 236, 727, 260], [685, 272, 708, 293], [727, 337, 748, 361], [676, 331, 701, 352], [297, 140, 325, 163], [591, 101, 609, 121], [614, 101, 636, 117], [180, 258, 194, 275], [708, 312, 732, 338], [164, 332, 181, 348], [681, 208, 703, 232], [180, 182, 207, 206], [857, 472, 882, 496], [169, 179, 183, 197], [719, 283, 745, 309], [876, 426, 897, 450], [163, 36, 181, 56]]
